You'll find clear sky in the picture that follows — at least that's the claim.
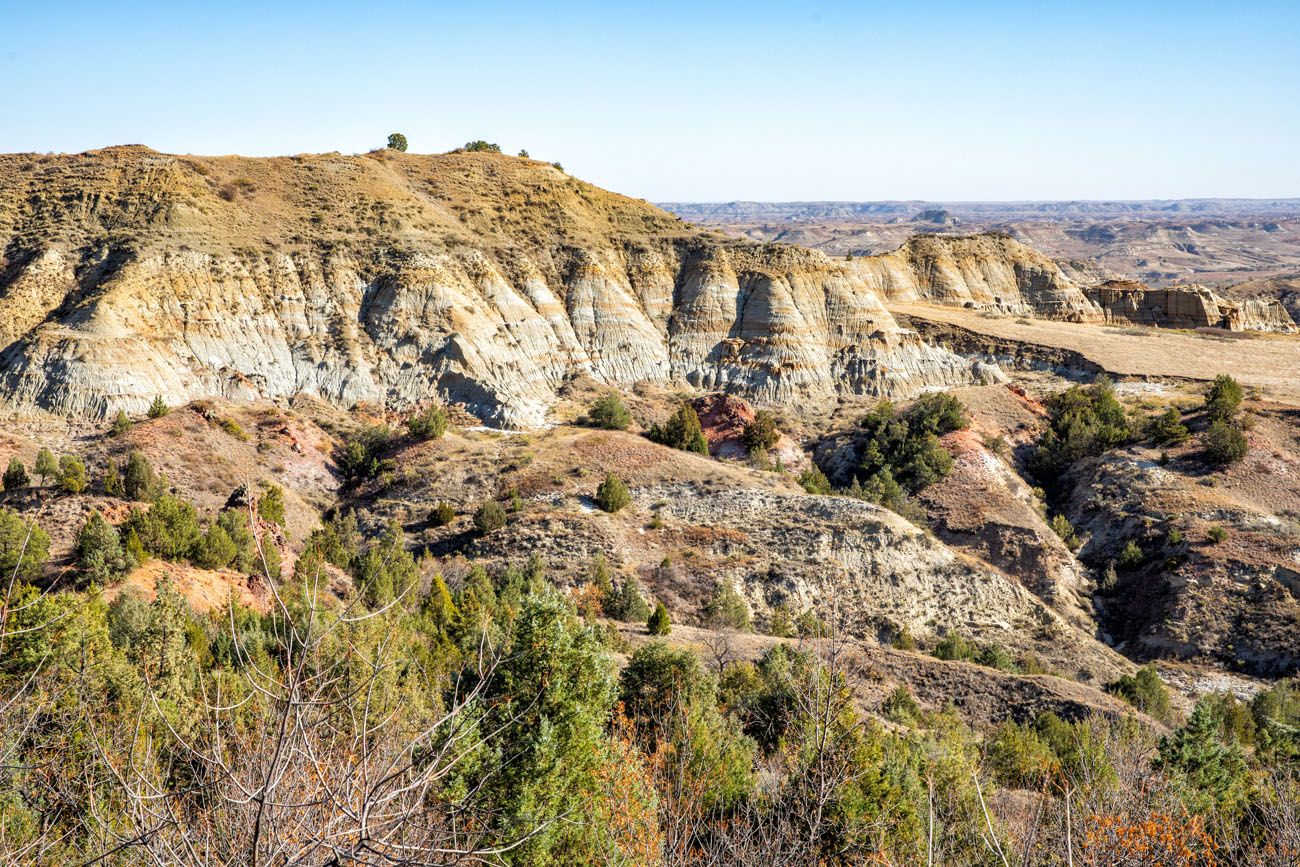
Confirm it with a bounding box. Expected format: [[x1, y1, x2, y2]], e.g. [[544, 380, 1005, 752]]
[[2, 0, 1297, 201]]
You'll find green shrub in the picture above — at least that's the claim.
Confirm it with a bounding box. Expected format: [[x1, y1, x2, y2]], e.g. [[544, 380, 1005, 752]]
[[587, 392, 631, 430], [1147, 406, 1190, 445], [1205, 374, 1243, 423], [1109, 664, 1172, 722], [768, 601, 796, 638], [1203, 420, 1248, 465], [1207, 525, 1229, 544], [1049, 514, 1080, 550], [798, 465, 832, 494], [258, 483, 285, 526], [892, 625, 918, 651], [123, 495, 203, 562], [703, 581, 751, 631], [0, 508, 51, 580], [882, 684, 922, 726], [3, 458, 28, 492], [850, 394, 966, 498], [111, 410, 132, 436], [194, 524, 238, 569], [123, 451, 155, 501], [58, 455, 86, 494], [102, 461, 124, 497], [406, 405, 448, 440], [220, 418, 248, 441], [647, 402, 709, 454], [1029, 377, 1134, 484], [473, 500, 507, 534], [594, 473, 631, 513], [976, 643, 1020, 673], [34, 448, 57, 485], [987, 721, 1058, 788], [605, 575, 651, 622], [386, 132, 408, 152], [647, 602, 671, 635], [1156, 698, 1250, 811], [429, 501, 456, 527], [147, 396, 169, 419], [336, 425, 395, 483], [462, 140, 502, 153], [741, 410, 780, 455], [1118, 539, 1145, 569], [932, 631, 975, 661]]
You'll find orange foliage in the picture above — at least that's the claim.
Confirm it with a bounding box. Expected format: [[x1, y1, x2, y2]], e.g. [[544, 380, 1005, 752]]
[[1082, 811, 1219, 867]]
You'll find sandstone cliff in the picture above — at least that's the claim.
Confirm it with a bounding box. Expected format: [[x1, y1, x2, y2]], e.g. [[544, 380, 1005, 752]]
[[855, 233, 1297, 332], [853, 233, 1103, 321], [0, 147, 987, 425]]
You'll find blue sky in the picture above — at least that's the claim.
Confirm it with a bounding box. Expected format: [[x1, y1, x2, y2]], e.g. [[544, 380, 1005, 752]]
[[2, 0, 1297, 200]]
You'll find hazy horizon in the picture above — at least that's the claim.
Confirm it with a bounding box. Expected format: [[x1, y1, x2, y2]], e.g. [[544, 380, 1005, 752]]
[[3, 0, 1298, 201]]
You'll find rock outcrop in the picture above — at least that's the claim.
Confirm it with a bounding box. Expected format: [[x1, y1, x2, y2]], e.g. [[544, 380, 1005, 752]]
[[853, 233, 1104, 321], [0, 147, 988, 426], [1086, 280, 1297, 332], [856, 233, 1297, 332]]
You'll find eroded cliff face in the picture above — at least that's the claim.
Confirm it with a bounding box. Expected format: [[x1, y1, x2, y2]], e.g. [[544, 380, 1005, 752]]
[[0, 147, 988, 425], [854, 233, 1104, 321], [856, 233, 1297, 332]]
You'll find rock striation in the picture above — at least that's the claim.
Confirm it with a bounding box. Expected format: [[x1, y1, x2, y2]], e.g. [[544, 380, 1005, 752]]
[[0, 147, 989, 426], [857, 233, 1296, 332]]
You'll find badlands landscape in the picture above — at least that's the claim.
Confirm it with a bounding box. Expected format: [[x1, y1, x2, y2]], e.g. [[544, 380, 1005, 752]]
[[2, 145, 1300, 865]]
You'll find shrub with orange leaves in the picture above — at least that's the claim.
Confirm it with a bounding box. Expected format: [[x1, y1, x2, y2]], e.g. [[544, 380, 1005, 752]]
[[1082, 811, 1219, 867]]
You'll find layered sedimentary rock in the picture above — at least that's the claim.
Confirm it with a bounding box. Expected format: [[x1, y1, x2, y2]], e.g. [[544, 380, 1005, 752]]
[[1085, 280, 1296, 331], [853, 233, 1104, 321], [0, 147, 988, 426], [856, 233, 1296, 332]]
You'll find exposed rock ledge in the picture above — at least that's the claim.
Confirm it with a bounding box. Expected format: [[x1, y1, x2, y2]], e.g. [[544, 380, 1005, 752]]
[[0, 148, 992, 426]]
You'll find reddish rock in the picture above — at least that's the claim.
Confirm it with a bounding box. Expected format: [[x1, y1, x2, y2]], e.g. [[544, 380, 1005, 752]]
[[690, 393, 809, 471]]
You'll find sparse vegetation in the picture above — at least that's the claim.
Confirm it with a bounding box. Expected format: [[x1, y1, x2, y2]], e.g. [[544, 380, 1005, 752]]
[[429, 501, 456, 527], [111, 410, 132, 436], [1109, 663, 1173, 723], [741, 410, 779, 455], [1203, 419, 1248, 465], [647, 401, 709, 454], [473, 500, 507, 534], [462, 140, 502, 153], [647, 601, 671, 635], [148, 396, 169, 419], [1205, 373, 1244, 423], [703, 580, 751, 631], [406, 405, 448, 440], [594, 473, 631, 513], [587, 392, 631, 430], [3, 458, 28, 492]]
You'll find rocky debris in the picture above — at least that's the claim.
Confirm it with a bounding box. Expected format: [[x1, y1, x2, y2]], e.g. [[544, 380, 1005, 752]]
[[920, 428, 1094, 628], [1063, 429, 1300, 676], [690, 393, 808, 470]]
